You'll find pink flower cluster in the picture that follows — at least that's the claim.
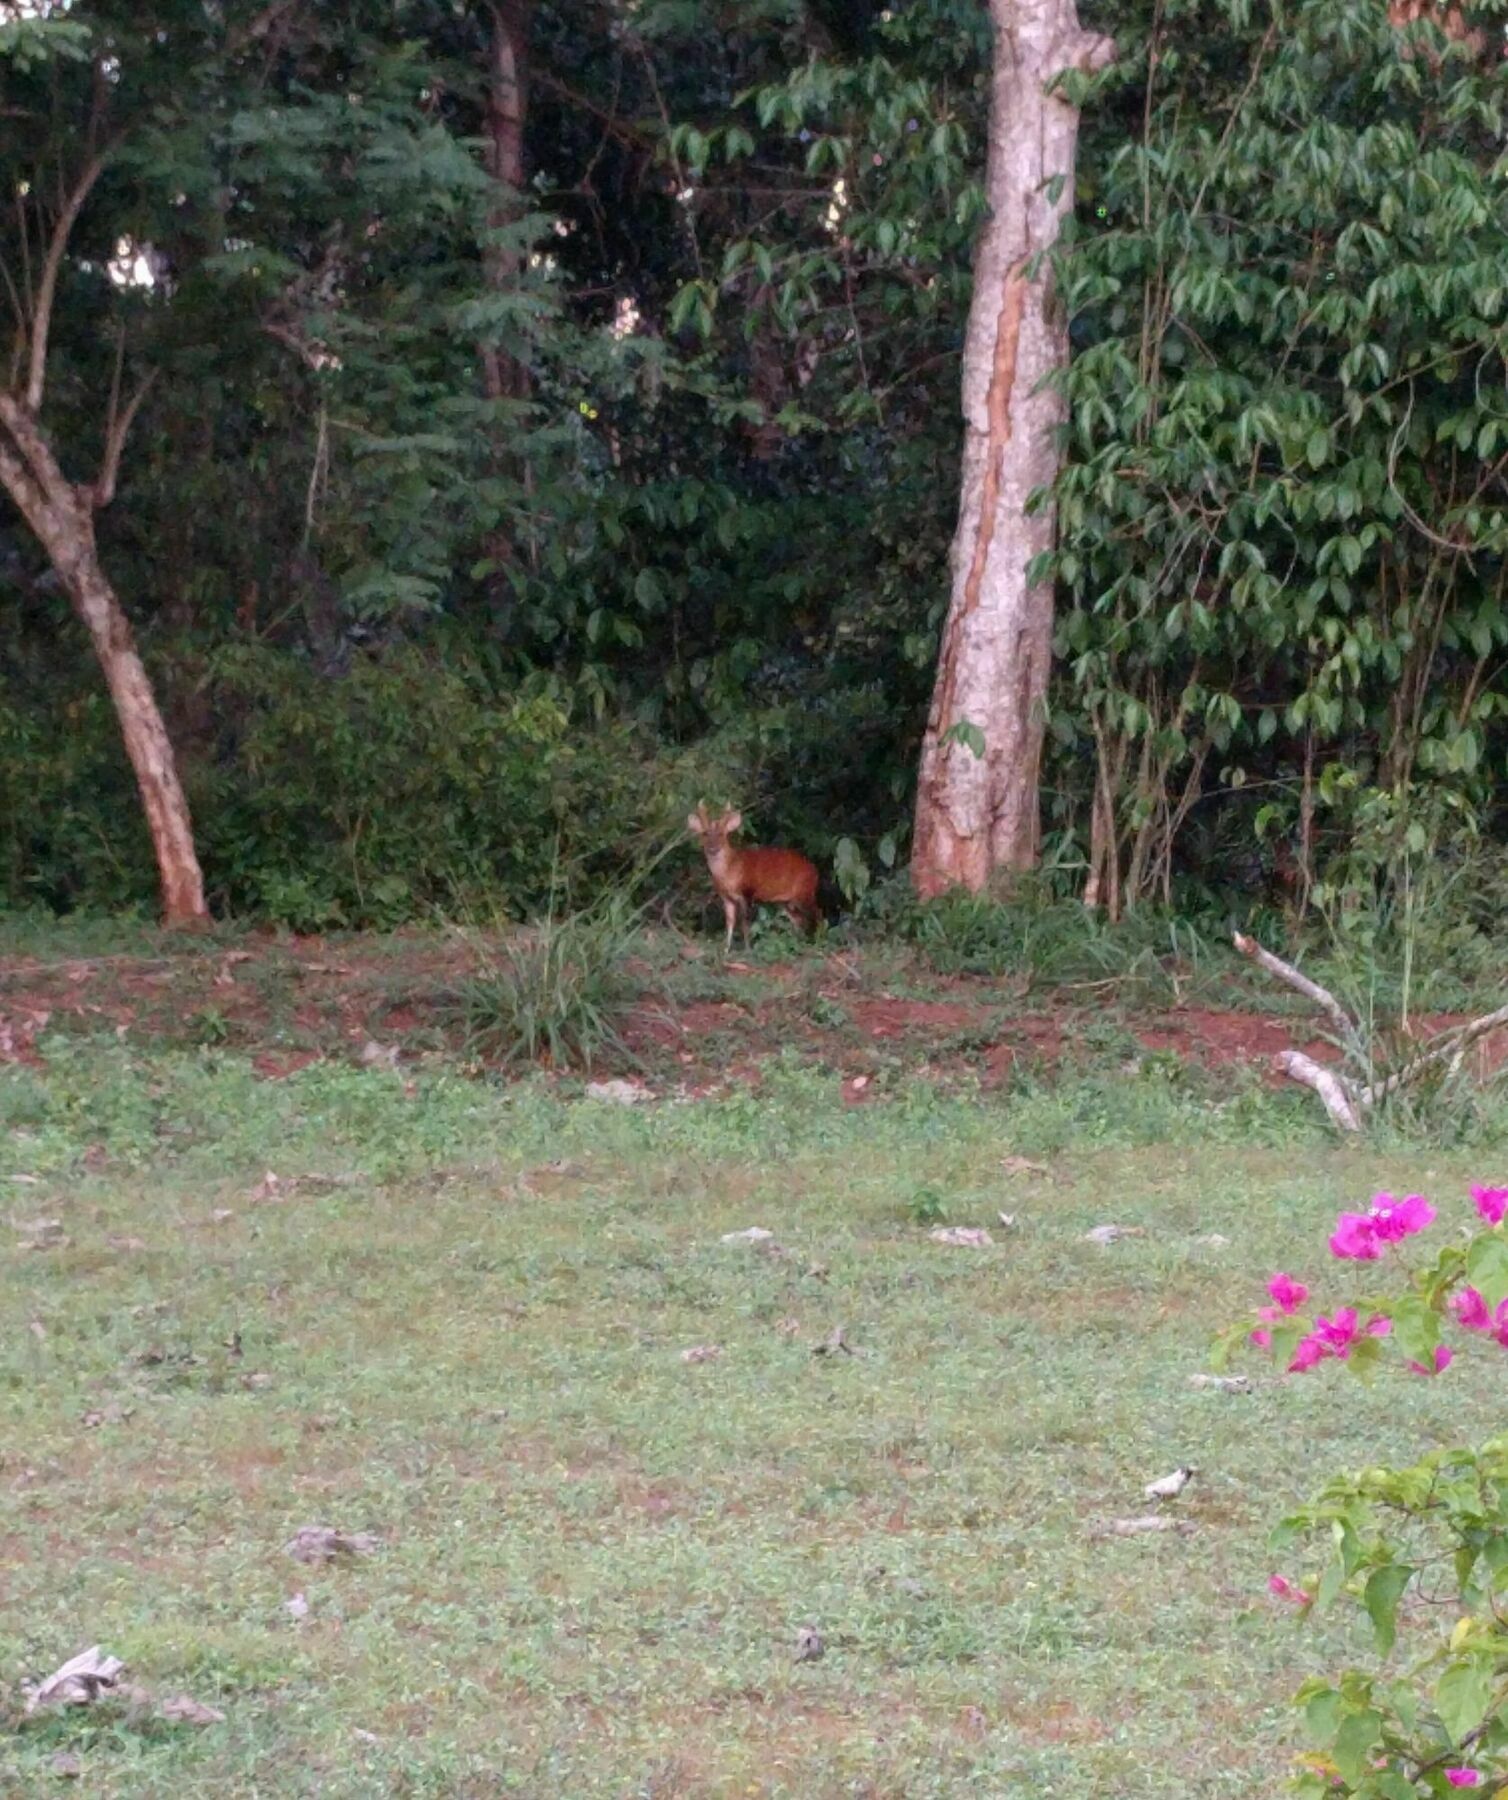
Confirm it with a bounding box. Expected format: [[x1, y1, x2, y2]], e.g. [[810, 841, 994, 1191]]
[[1251, 1185, 1508, 1381], [1328, 1193, 1435, 1260], [1287, 1307, 1389, 1373], [1446, 1773, 1483, 1790]]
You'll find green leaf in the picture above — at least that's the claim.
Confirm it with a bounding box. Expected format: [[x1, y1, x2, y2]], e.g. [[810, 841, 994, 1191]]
[[1465, 1235, 1508, 1310], [1363, 1563, 1411, 1655], [941, 719, 986, 759], [1436, 1659, 1493, 1744], [1333, 1708, 1383, 1784]]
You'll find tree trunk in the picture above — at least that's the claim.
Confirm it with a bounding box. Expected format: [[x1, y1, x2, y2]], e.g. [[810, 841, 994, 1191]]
[[911, 0, 1113, 897], [481, 0, 533, 411], [478, 0, 535, 629], [0, 399, 207, 925]]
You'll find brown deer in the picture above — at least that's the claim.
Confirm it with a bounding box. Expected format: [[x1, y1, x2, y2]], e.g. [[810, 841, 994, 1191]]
[[687, 804, 820, 952]]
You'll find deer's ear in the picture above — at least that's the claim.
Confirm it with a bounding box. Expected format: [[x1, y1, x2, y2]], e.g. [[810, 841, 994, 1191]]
[[686, 812, 705, 835], [724, 811, 742, 834]]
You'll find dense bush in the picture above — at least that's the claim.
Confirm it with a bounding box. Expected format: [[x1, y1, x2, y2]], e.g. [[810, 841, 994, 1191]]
[[2, 642, 682, 929]]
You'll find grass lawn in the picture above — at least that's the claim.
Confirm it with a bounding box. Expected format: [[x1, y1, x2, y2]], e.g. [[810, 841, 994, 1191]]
[[4, 930, 1508, 1795]]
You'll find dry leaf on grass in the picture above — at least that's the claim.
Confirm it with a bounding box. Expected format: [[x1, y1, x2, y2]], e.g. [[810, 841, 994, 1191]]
[[1000, 1156, 1048, 1177], [284, 1593, 309, 1621], [1084, 1224, 1143, 1246], [812, 1325, 857, 1357], [284, 1524, 380, 1565], [793, 1624, 825, 1663], [680, 1344, 722, 1365], [14, 1218, 66, 1250], [929, 1226, 993, 1248], [584, 1078, 650, 1105], [24, 1646, 124, 1712], [107, 1236, 148, 1253], [1088, 1515, 1195, 1539], [721, 1226, 774, 1244], [1188, 1373, 1251, 1393], [81, 1404, 135, 1429], [49, 1751, 82, 1779], [156, 1695, 225, 1725]]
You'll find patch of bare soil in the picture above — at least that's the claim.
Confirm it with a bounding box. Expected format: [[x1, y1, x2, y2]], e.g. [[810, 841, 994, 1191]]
[[0, 932, 1410, 1094]]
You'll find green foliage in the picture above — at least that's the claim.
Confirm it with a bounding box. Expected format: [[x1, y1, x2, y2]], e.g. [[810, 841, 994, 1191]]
[[0, 634, 676, 927], [1241, 1184, 1508, 1794], [1051, 0, 1508, 913]]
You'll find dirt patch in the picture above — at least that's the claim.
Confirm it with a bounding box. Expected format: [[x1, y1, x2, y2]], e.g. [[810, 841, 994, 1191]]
[[851, 997, 980, 1038], [253, 1049, 325, 1081], [4, 930, 1498, 1099], [1134, 1009, 1322, 1066]]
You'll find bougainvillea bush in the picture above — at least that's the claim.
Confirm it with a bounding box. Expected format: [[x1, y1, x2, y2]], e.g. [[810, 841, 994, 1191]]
[[1233, 1185, 1508, 1795]]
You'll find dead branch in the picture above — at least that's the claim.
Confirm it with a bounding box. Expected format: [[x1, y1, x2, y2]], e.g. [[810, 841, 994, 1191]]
[[1275, 1050, 1362, 1132], [91, 369, 158, 509], [26, 152, 108, 415], [1360, 1001, 1508, 1105], [1232, 931, 1355, 1039]]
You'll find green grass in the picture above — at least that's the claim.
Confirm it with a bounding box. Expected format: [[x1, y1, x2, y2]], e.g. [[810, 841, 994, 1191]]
[[5, 1029, 1508, 1795]]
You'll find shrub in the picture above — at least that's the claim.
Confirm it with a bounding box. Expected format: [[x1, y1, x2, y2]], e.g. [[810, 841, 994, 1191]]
[[1232, 1185, 1508, 1794]]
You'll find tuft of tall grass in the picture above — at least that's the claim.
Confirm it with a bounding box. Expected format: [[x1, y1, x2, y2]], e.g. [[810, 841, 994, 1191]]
[[446, 890, 649, 1071]]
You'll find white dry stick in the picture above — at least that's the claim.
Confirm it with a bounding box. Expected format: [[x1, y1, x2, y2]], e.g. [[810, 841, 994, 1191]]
[[1232, 933, 1355, 1038], [1359, 1001, 1508, 1106], [1275, 1050, 1362, 1133]]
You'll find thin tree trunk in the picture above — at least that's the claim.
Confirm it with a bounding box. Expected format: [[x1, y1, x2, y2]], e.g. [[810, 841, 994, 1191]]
[[911, 0, 1113, 897], [0, 396, 207, 925], [479, 0, 535, 631]]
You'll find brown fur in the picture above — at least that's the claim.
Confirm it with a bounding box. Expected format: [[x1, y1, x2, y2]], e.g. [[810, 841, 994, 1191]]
[[687, 804, 820, 952]]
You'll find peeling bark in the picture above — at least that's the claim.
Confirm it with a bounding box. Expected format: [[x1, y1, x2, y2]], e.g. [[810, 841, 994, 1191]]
[[912, 0, 1113, 896], [0, 394, 206, 925]]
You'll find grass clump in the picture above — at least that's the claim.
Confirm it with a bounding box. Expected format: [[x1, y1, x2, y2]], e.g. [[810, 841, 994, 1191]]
[[447, 889, 646, 1069]]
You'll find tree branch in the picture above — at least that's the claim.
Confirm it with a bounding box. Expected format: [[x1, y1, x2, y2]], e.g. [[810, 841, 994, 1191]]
[[25, 152, 108, 416], [1360, 1002, 1508, 1105], [1274, 1050, 1362, 1132], [91, 368, 157, 509], [1232, 931, 1356, 1040], [0, 415, 54, 533], [0, 389, 72, 494]]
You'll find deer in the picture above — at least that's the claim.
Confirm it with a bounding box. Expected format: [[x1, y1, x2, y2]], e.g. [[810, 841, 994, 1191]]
[[687, 803, 820, 953]]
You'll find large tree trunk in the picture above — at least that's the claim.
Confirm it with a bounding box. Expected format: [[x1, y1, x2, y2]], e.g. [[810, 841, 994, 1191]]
[[0, 397, 207, 925], [911, 0, 1113, 897]]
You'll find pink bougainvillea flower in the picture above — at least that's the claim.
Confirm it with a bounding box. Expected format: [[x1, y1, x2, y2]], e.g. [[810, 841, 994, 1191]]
[[1330, 1194, 1436, 1261], [1288, 1333, 1329, 1373], [1445, 1772, 1482, 1789], [1452, 1286, 1492, 1332], [1471, 1185, 1508, 1226], [1449, 1287, 1508, 1344], [1268, 1573, 1312, 1605], [1267, 1273, 1309, 1314], [1368, 1193, 1436, 1242], [1250, 1326, 1272, 1349], [1407, 1345, 1454, 1377], [1329, 1213, 1382, 1260], [1315, 1308, 1359, 1352]]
